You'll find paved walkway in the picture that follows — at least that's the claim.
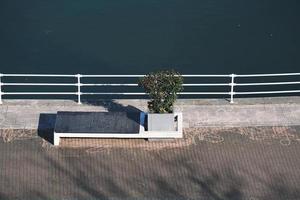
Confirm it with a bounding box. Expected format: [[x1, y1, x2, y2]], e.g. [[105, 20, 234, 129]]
[[1, 97, 300, 130], [1, 97, 300, 199], [0, 126, 300, 200]]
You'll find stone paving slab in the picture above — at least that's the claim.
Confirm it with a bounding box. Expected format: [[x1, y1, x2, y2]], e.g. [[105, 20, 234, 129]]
[[1, 97, 300, 130]]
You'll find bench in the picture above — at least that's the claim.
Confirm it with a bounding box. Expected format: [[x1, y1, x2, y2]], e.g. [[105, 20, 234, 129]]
[[53, 111, 182, 145]]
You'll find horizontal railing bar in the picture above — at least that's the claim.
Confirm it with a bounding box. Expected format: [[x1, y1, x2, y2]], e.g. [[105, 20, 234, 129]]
[[82, 83, 139, 86], [236, 81, 300, 86], [182, 74, 231, 77], [2, 83, 77, 86], [2, 73, 299, 78], [236, 90, 300, 95], [2, 74, 76, 77], [183, 83, 229, 86], [81, 75, 144, 78], [81, 74, 231, 78], [2, 92, 230, 95], [82, 92, 230, 95], [80, 83, 230, 87], [4, 90, 299, 96], [3, 92, 77, 95], [235, 73, 300, 77], [82, 92, 146, 95], [3, 82, 298, 87], [179, 92, 230, 95]]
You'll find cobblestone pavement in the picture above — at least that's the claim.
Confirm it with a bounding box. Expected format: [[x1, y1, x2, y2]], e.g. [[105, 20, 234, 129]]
[[1, 127, 300, 200]]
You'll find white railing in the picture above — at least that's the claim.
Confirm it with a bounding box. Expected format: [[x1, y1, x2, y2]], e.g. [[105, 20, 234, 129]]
[[0, 73, 300, 105]]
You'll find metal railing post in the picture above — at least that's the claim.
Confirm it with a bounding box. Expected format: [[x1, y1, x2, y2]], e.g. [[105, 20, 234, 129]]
[[230, 74, 235, 104], [0, 73, 3, 104], [77, 74, 82, 104]]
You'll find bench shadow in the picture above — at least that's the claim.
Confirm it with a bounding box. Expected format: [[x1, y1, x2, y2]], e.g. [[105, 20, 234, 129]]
[[38, 100, 145, 145], [37, 113, 57, 145]]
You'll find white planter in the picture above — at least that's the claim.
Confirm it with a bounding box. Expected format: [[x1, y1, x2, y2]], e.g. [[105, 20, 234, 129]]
[[147, 113, 176, 131]]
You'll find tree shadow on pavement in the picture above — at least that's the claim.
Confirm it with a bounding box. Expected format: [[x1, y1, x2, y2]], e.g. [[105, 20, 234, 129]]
[[81, 99, 145, 126], [81, 99, 144, 112]]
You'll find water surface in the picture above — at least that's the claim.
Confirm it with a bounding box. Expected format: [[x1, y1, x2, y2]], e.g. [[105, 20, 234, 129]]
[[0, 0, 299, 74]]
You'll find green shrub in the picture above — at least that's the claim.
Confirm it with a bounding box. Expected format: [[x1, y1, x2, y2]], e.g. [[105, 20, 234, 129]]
[[139, 70, 183, 113]]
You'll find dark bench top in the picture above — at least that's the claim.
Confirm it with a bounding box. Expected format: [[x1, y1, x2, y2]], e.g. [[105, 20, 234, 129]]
[[54, 112, 141, 134]]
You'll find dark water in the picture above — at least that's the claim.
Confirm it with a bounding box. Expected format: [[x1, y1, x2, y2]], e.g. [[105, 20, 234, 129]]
[[0, 0, 299, 75]]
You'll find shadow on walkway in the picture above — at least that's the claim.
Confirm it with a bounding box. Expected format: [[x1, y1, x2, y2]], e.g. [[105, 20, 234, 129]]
[[80, 99, 144, 125], [37, 100, 145, 144], [81, 99, 143, 113], [37, 113, 57, 144]]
